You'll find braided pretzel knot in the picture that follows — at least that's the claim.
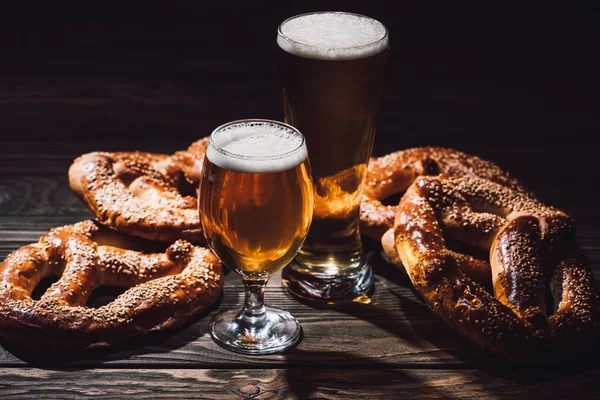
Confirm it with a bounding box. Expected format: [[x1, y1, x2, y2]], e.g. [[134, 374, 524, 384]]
[[391, 175, 598, 357], [69, 138, 209, 243], [0, 221, 223, 351], [360, 147, 528, 240]]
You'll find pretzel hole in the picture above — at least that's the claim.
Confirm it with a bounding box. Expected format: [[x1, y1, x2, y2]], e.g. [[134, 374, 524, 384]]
[[93, 229, 170, 253], [86, 286, 129, 308], [116, 172, 139, 188], [544, 284, 555, 318], [380, 192, 403, 207], [444, 236, 489, 263], [470, 202, 509, 219], [124, 175, 197, 200], [176, 180, 197, 197], [31, 276, 59, 301]]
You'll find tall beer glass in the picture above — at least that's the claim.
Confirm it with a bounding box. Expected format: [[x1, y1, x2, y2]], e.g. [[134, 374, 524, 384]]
[[199, 119, 313, 354], [277, 12, 389, 302]]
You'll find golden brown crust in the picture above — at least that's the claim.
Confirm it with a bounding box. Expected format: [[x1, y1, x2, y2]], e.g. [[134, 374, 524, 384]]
[[491, 216, 547, 329], [392, 176, 598, 358], [548, 248, 599, 350], [68, 138, 209, 243], [360, 147, 528, 240], [0, 220, 223, 352]]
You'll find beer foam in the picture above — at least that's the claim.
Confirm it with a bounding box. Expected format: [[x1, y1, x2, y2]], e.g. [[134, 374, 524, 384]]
[[277, 12, 388, 61], [207, 121, 308, 173]]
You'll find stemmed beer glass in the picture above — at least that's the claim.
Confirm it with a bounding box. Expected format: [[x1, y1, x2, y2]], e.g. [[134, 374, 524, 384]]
[[198, 119, 313, 354]]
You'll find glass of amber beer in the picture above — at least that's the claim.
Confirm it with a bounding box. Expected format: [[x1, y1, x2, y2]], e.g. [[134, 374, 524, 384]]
[[198, 119, 313, 354], [277, 12, 389, 302]]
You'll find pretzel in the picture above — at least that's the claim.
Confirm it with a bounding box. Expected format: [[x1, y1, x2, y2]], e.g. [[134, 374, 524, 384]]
[[0, 220, 223, 351], [388, 175, 598, 357], [360, 147, 528, 240], [69, 138, 209, 243], [71, 144, 521, 244]]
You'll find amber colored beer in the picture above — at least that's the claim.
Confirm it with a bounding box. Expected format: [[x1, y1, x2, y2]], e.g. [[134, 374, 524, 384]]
[[198, 121, 313, 280], [277, 12, 389, 270]]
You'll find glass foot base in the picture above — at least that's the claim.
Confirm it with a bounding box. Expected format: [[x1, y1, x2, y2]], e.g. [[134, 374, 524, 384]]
[[282, 258, 373, 304], [209, 306, 301, 355]]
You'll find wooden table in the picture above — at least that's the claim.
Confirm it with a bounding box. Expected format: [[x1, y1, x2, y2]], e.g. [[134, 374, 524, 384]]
[[0, 136, 599, 399], [1, 3, 600, 397]]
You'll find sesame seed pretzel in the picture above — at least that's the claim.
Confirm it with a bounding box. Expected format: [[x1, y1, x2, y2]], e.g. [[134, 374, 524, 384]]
[[389, 175, 598, 357], [69, 138, 209, 243], [0, 220, 223, 351], [360, 147, 529, 240]]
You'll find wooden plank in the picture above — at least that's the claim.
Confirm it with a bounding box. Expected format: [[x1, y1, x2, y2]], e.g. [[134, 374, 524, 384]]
[[1, 367, 599, 399], [0, 73, 598, 148]]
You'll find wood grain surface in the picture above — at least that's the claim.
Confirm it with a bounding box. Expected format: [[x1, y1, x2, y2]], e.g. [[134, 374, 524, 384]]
[[1, 367, 599, 400]]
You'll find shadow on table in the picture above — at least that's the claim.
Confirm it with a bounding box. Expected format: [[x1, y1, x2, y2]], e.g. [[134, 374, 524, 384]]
[[285, 239, 600, 397], [0, 291, 225, 368], [280, 349, 452, 399], [278, 349, 599, 400]]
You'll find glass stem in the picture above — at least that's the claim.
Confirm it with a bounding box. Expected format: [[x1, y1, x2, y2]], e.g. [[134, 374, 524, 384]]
[[239, 278, 269, 330]]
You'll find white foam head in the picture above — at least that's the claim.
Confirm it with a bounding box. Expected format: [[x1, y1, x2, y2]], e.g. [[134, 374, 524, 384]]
[[207, 120, 308, 173], [277, 12, 388, 61]]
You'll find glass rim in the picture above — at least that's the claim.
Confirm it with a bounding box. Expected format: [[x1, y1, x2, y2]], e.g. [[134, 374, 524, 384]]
[[209, 118, 306, 162], [277, 11, 389, 53]]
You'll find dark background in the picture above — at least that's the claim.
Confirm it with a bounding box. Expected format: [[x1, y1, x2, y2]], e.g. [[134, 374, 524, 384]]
[[1, 1, 599, 189]]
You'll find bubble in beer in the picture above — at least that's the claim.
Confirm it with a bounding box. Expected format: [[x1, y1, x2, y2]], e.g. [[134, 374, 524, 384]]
[[207, 121, 308, 173], [277, 12, 388, 60]]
